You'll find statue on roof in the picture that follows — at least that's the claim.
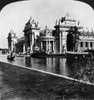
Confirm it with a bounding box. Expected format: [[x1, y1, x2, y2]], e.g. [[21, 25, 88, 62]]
[[25, 16, 32, 25], [60, 13, 70, 23], [25, 16, 39, 27], [65, 12, 70, 18]]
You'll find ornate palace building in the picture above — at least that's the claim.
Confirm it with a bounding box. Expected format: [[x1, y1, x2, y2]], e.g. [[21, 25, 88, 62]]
[[15, 37, 25, 54], [79, 30, 94, 51], [37, 27, 56, 53], [8, 15, 94, 54], [54, 16, 83, 53], [23, 17, 40, 54]]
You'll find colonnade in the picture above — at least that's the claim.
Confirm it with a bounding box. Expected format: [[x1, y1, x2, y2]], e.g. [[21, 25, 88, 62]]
[[79, 41, 94, 51], [40, 41, 55, 53], [59, 31, 62, 53], [23, 44, 25, 53]]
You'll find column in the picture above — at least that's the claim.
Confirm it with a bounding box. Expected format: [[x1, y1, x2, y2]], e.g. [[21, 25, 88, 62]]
[[53, 41, 55, 53], [59, 32, 62, 53], [48, 41, 49, 53], [78, 42, 80, 52], [31, 33, 34, 53], [46, 41, 48, 53], [29, 34, 31, 53], [13, 43, 16, 52], [47, 41, 49, 54], [88, 42, 90, 49], [23, 44, 25, 53], [92, 42, 93, 49], [41, 41, 43, 51], [49, 41, 51, 53], [25, 35, 27, 52], [30, 35, 32, 53], [83, 42, 85, 51], [93, 42, 94, 49], [11, 40, 13, 51], [32, 33, 34, 52]]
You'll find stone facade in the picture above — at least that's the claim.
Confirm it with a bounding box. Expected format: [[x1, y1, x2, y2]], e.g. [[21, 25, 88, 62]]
[[54, 16, 83, 52], [78, 36, 94, 52], [10, 16, 94, 54], [15, 37, 25, 54], [23, 17, 40, 54], [38, 26, 56, 53]]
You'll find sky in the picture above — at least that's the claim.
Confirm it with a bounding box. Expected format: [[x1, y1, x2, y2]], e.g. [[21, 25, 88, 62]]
[[0, 0, 94, 48]]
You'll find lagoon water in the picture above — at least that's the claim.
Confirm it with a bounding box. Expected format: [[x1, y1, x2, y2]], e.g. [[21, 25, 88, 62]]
[[0, 55, 94, 99]]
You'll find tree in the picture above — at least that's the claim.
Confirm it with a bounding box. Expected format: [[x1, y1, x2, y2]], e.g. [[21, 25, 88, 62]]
[[67, 26, 81, 52], [72, 26, 81, 51]]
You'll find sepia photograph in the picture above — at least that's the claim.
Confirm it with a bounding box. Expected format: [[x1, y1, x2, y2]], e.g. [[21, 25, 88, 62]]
[[0, 0, 94, 99]]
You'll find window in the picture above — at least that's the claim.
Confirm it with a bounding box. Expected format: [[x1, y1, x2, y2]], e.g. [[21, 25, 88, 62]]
[[80, 42, 83, 47], [90, 42, 92, 47], [86, 42, 88, 47]]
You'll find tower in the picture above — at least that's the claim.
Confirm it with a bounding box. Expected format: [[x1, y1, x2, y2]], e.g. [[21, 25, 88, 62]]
[[7, 30, 17, 52], [54, 14, 83, 53], [23, 17, 40, 54]]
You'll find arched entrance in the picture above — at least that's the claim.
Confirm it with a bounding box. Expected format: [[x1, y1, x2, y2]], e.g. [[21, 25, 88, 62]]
[[67, 32, 74, 51]]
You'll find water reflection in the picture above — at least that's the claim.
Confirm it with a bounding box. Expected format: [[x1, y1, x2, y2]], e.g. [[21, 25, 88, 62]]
[[24, 57, 69, 77], [0, 56, 94, 99], [2, 55, 94, 84], [0, 58, 83, 100], [24, 57, 94, 84]]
